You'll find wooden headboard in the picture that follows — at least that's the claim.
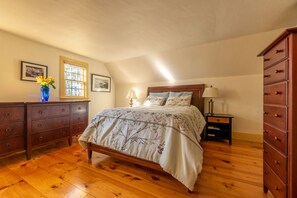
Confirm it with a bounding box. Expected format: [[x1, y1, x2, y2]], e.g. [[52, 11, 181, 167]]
[[147, 84, 205, 114]]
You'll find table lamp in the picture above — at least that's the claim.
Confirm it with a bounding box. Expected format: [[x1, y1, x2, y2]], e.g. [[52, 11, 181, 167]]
[[126, 89, 137, 107], [202, 85, 219, 115]]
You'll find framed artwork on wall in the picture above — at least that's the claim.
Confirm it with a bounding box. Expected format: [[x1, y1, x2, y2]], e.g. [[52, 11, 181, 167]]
[[91, 74, 111, 92], [21, 61, 48, 82]]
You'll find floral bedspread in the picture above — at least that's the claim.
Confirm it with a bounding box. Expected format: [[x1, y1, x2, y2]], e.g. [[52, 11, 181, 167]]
[[79, 105, 206, 190]]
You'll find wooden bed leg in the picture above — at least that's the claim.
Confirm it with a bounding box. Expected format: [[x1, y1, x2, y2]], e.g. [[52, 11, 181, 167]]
[[87, 143, 92, 161]]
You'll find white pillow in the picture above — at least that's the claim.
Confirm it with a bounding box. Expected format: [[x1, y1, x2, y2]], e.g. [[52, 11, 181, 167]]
[[165, 95, 192, 106], [143, 96, 166, 107]]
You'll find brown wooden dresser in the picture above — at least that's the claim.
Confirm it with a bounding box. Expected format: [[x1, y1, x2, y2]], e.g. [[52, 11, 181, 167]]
[[258, 27, 297, 198], [0, 102, 25, 157], [26, 100, 89, 159]]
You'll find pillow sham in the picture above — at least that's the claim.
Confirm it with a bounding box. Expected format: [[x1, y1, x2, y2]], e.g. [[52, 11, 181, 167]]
[[149, 92, 169, 99], [165, 95, 192, 106], [168, 91, 193, 97], [143, 96, 166, 107]]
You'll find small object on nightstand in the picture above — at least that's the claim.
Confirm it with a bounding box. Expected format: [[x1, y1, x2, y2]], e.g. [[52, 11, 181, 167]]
[[204, 113, 233, 145], [126, 89, 137, 107]]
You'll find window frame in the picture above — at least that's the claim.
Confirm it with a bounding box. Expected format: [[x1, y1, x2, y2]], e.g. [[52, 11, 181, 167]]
[[60, 56, 89, 99]]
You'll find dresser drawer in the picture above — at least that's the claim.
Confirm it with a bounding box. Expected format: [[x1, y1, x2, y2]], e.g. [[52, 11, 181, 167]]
[[264, 123, 287, 154], [264, 38, 288, 68], [71, 113, 87, 124], [264, 162, 287, 198], [31, 116, 70, 133], [264, 82, 286, 105], [264, 142, 287, 182], [71, 123, 87, 136], [31, 105, 70, 120], [264, 60, 287, 85], [264, 106, 286, 131], [31, 127, 70, 146], [71, 103, 88, 114], [207, 117, 230, 124], [0, 136, 24, 153], [0, 122, 24, 138], [0, 107, 24, 122]]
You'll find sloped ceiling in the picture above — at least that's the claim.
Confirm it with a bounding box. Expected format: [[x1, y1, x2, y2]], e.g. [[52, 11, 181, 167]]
[[0, 0, 296, 63]]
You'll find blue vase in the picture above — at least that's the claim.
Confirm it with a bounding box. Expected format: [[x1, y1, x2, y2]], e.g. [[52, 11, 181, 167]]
[[40, 86, 50, 102]]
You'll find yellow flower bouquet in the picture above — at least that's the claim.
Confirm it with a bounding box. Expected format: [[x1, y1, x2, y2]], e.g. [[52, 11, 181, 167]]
[[36, 76, 56, 89]]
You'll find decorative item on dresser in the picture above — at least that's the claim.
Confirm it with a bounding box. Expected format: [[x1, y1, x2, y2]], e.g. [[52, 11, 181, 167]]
[[0, 102, 25, 157], [258, 27, 297, 198], [26, 100, 90, 159]]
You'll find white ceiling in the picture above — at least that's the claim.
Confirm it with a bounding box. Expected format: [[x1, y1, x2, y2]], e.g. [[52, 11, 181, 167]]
[[0, 0, 296, 63]]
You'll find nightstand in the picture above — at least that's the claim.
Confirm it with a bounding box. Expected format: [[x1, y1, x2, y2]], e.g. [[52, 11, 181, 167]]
[[204, 114, 233, 145]]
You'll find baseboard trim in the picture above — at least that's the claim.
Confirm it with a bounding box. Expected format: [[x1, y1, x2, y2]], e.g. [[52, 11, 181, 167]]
[[233, 132, 263, 143]]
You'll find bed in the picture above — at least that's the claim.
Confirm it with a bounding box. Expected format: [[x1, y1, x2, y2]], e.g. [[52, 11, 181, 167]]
[[78, 84, 206, 191]]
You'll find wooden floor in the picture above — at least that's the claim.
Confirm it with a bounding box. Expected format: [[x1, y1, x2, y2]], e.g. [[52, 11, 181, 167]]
[[0, 138, 274, 198]]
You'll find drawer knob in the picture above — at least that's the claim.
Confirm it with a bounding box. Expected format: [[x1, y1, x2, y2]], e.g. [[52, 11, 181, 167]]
[[274, 186, 280, 191], [264, 170, 269, 174], [264, 58, 270, 62], [275, 91, 281, 95], [264, 149, 268, 153], [264, 130, 269, 134], [274, 160, 280, 165], [37, 123, 42, 127], [6, 143, 11, 147], [264, 112, 268, 115], [264, 93, 269, 96], [39, 136, 44, 141], [38, 110, 43, 114], [274, 114, 281, 118], [275, 69, 284, 73], [275, 49, 284, 53], [61, 108, 65, 112], [78, 107, 81, 110], [264, 74, 270, 78], [5, 128, 12, 132], [4, 112, 11, 117], [274, 136, 280, 141]]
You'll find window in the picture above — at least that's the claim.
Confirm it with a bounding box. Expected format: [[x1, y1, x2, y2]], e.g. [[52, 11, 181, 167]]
[[60, 56, 89, 99]]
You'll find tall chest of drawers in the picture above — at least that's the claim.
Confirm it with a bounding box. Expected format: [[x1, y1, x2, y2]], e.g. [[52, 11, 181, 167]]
[[258, 27, 297, 198], [0, 103, 25, 157]]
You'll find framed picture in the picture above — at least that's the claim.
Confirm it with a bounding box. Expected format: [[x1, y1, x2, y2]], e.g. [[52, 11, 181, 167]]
[[21, 61, 48, 81], [91, 74, 111, 92]]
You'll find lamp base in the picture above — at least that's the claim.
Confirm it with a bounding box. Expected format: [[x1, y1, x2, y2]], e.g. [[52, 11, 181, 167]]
[[208, 99, 214, 115]]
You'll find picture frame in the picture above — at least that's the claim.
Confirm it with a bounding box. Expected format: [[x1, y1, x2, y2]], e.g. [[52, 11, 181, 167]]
[[21, 61, 48, 82], [91, 74, 111, 92]]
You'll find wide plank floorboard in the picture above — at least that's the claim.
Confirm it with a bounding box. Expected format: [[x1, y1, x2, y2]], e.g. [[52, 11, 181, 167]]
[[0, 138, 274, 198]]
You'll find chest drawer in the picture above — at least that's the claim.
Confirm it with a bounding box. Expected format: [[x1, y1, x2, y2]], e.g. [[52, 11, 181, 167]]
[[31, 127, 70, 146], [71, 103, 87, 114], [71, 113, 87, 124], [264, 106, 286, 131], [0, 122, 24, 138], [264, 38, 288, 68], [72, 123, 87, 136], [31, 116, 70, 133], [0, 136, 24, 153], [0, 107, 24, 122], [264, 82, 286, 105], [207, 117, 230, 124], [264, 60, 287, 85], [264, 142, 287, 182], [264, 123, 287, 154], [264, 162, 287, 198], [31, 105, 70, 120]]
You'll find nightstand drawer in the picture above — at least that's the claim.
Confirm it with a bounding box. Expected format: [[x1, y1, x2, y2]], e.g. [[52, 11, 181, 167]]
[[207, 117, 230, 124]]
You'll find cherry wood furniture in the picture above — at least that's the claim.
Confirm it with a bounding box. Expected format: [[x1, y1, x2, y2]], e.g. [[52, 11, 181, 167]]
[[204, 114, 233, 145], [26, 100, 89, 159], [258, 27, 297, 198], [87, 84, 205, 174], [0, 102, 25, 157]]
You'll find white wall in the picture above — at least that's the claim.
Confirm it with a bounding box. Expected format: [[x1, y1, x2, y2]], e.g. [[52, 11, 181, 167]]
[[0, 30, 115, 119]]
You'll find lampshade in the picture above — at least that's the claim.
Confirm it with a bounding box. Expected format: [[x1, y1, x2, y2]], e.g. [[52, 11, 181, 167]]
[[202, 86, 219, 98], [126, 89, 137, 99]]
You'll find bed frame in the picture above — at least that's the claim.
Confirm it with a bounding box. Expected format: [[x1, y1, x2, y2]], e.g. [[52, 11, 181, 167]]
[[87, 84, 205, 172]]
